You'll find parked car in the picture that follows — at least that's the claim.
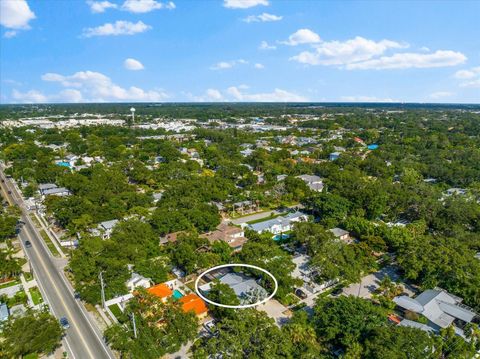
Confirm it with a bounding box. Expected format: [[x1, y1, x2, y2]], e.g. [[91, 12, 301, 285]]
[[24, 240, 32, 248], [60, 317, 70, 329], [295, 288, 308, 299], [330, 287, 343, 297]]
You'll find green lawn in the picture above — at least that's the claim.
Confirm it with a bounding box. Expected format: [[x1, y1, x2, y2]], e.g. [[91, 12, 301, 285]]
[[108, 304, 128, 323], [246, 213, 282, 225], [24, 271, 34, 281], [29, 286, 43, 305], [39, 230, 61, 257]]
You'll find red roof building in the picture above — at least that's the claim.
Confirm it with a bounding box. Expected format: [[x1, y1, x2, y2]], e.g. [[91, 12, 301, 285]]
[[179, 293, 208, 318]]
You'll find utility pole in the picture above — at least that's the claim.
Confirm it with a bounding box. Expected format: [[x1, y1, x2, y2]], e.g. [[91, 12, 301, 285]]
[[99, 271, 106, 309], [131, 312, 137, 339]]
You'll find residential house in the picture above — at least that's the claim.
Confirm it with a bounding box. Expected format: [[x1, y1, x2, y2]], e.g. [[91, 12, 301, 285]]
[[199, 272, 268, 305], [92, 219, 119, 240], [240, 148, 254, 157], [393, 288, 479, 339], [159, 231, 187, 245], [148, 283, 173, 303], [126, 272, 151, 293], [296, 174, 324, 192], [201, 223, 247, 251], [445, 188, 467, 196], [329, 152, 341, 161], [248, 211, 308, 235], [329, 228, 353, 244], [232, 200, 258, 215], [38, 183, 58, 194], [292, 254, 336, 295], [38, 183, 70, 198], [179, 293, 208, 319]]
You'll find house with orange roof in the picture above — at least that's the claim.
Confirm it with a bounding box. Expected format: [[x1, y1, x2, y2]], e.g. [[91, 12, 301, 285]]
[[147, 283, 173, 303], [179, 293, 208, 319]]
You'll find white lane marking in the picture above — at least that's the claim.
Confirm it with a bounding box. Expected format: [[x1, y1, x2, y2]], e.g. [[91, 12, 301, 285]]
[[22, 213, 97, 358], [1, 172, 112, 359], [27, 257, 76, 359], [24, 212, 113, 359]]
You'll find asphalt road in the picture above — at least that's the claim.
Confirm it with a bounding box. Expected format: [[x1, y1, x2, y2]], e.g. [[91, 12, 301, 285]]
[[0, 169, 114, 359]]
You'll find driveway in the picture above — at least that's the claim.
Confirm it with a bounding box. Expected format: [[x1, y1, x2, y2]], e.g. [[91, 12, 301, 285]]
[[257, 299, 291, 326], [342, 265, 415, 299]]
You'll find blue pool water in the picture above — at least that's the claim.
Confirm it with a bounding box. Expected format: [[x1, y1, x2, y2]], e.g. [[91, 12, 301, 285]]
[[367, 144, 379, 150], [273, 233, 290, 241], [56, 161, 71, 168], [172, 289, 184, 299]]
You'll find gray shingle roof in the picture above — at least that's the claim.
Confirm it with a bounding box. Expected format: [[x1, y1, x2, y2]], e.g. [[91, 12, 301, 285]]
[[100, 219, 119, 230], [394, 289, 478, 330], [329, 227, 349, 238]]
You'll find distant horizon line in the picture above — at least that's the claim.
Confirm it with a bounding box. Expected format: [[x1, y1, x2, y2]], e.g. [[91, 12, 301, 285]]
[[1, 101, 479, 106]]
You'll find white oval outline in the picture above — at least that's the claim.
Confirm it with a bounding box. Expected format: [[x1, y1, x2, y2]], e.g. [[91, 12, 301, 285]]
[[194, 263, 278, 309]]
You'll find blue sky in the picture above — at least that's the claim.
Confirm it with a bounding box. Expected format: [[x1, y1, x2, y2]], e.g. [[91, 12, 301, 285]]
[[1, 0, 479, 103]]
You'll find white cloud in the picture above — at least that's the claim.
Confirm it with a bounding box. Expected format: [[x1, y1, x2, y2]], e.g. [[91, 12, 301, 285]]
[[12, 88, 82, 103], [121, 0, 175, 13], [254, 63, 264, 69], [429, 91, 453, 99], [189, 88, 224, 102], [223, 0, 268, 9], [291, 36, 406, 66], [3, 30, 17, 38], [57, 89, 84, 102], [210, 59, 248, 70], [243, 13, 282, 23], [0, 0, 35, 36], [280, 29, 321, 46], [340, 96, 399, 103], [124, 58, 145, 70], [39, 70, 168, 102], [454, 66, 480, 88], [81, 20, 151, 38], [454, 67, 480, 79], [226, 86, 307, 102], [259, 40, 276, 50], [346, 50, 466, 70], [206, 89, 223, 100], [12, 89, 47, 103], [87, 1, 118, 13]]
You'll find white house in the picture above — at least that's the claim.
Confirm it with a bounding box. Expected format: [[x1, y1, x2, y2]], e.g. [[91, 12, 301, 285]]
[[91, 219, 119, 239], [125, 272, 151, 292], [38, 183, 71, 198], [329, 228, 352, 243], [248, 211, 308, 235]]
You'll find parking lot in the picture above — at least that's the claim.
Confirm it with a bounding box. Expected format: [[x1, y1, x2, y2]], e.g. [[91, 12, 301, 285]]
[[342, 265, 416, 299]]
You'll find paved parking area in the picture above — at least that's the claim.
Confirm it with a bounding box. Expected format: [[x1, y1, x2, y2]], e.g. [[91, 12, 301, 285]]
[[0, 283, 22, 297], [342, 265, 415, 299], [257, 299, 291, 326]]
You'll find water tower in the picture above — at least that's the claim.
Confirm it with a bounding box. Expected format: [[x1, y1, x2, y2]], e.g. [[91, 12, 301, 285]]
[[130, 107, 136, 122]]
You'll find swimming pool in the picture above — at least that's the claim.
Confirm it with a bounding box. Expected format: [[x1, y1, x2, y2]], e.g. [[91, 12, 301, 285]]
[[172, 289, 184, 299], [272, 233, 290, 241], [56, 161, 71, 168], [367, 144, 379, 150]]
